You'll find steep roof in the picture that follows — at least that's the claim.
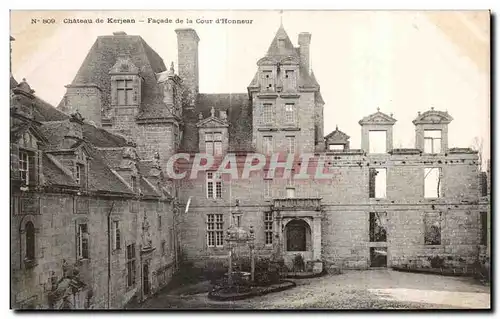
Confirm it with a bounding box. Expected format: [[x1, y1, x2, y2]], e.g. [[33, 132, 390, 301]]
[[266, 25, 299, 58], [58, 33, 168, 117], [86, 147, 134, 194], [180, 93, 253, 152], [42, 153, 78, 187]]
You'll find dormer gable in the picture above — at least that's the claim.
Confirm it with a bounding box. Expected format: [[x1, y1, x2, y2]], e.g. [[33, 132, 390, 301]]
[[109, 55, 140, 75], [196, 107, 230, 128], [413, 108, 453, 153], [325, 126, 350, 150], [359, 108, 397, 154], [359, 109, 397, 126], [109, 55, 142, 107], [197, 107, 230, 156], [412, 108, 454, 125]]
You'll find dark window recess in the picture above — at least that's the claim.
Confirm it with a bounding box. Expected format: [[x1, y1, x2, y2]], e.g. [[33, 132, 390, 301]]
[[424, 212, 441, 245], [126, 244, 136, 287], [480, 172, 488, 196], [25, 221, 35, 261], [370, 247, 387, 267], [369, 168, 377, 198], [480, 212, 488, 245], [369, 212, 387, 242]]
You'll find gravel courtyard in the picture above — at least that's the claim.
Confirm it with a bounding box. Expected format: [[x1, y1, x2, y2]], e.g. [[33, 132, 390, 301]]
[[140, 269, 491, 310]]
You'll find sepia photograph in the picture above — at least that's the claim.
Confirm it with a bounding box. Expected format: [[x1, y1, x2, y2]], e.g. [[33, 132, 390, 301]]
[[9, 9, 491, 310]]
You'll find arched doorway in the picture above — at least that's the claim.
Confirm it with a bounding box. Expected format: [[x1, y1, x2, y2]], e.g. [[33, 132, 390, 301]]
[[285, 219, 311, 252]]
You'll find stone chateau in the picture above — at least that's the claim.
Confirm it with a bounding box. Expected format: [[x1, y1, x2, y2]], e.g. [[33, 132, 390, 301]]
[[10, 25, 490, 309]]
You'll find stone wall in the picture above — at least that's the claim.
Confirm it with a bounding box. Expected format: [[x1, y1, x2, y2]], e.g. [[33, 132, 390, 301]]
[[10, 192, 175, 309]]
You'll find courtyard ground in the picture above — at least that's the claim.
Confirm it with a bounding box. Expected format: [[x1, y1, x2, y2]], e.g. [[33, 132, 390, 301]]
[[139, 269, 491, 310]]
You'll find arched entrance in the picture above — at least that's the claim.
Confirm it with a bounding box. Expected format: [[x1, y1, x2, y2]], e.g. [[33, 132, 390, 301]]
[[285, 219, 311, 252]]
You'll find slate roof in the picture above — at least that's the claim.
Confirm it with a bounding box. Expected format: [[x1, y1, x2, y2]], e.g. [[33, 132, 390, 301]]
[[140, 177, 160, 197], [180, 93, 253, 152], [58, 34, 168, 119], [42, 153, 78, 187], [86, 146, 134, 194], [266, 25, 300, 58]]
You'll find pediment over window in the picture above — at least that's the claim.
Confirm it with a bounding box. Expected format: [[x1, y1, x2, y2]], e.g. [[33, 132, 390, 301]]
[[196, 107, 229, 128], [279, 56, 300, 65], [12, 123, 48, 149], [412, 108, 454, 125], [257, 56, 279, 66], [359, 109, 397, 125], [109, 56, 140, 75], [325, 126, 350, 144]]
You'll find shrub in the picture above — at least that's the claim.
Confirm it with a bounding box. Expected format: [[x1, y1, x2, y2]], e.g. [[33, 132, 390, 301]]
[[204, 260, 227, 284], [430, 256, 445, 269]]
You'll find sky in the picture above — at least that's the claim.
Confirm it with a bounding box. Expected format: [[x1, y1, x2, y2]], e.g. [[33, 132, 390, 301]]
[[10, 10, 490, 164]]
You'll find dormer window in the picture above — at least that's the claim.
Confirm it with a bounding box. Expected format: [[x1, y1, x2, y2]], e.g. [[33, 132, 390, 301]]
[[278, 38, 285, 49], [285, 103, 295, 124], [75, 164, 82, 185], [284, 70, 296, 90], [205, 132, 222, 156], [368, 131, 387, 154], [262, 70, 274, 91], [424, 130, 442, 154], [329, 144, 344, 151], [117, 79, 134, 106]]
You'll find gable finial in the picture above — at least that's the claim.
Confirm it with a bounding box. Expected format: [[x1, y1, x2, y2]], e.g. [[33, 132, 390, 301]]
[[390, 113, 394, 117], [198, 112, 203, 120], [431, 106, 435, 111], [336, 124, 338, 131], [280, 10, 283, 27], [210, 106, 215, 117], [377, 107, 380, 112], [170, 61, 175, 73]]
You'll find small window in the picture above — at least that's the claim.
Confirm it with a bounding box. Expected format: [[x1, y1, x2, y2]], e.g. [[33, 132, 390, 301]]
[[264, 212, 273, 245], [286, 136, 296, 154], [329, 144, 344, 151], [424, 212, 441, 245], [77, 223, 89, 259], [262, 103, 273, 124], [263, 136, 273, 155], [112, 221, 121, 250], [75, 164, 84, 185], [116, 79, 134, 106], [285, 103, 295, 124], [19, 151, 29, 184], [369, 168, 386, 199], [131, 176, 137, 192], [25, 221, 35, 261], [126, 244, 136, 287], [207, 214, 224, 247], [284, 71, 296, 90], [205, 132, 223, 156], [206, 172, 222, 199], [424, 168, 442, 198], [161, 240, 166, 255], [424, 130, 442, 154], [369, 131, 387, 154], [158, 215, 162, 231], [480, 212, 487, 245], [264, 179, 272, 198], [262, 70, 274, 91], [369, 212, 387, 242]]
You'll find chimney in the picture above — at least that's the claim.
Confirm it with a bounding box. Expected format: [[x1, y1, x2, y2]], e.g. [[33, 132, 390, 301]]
[[298, 32, 311, 73], [175, 28, 199, 109]]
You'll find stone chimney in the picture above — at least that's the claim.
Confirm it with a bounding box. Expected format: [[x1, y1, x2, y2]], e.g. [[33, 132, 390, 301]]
[[175, 28, 199, 109], [298, 32, 311, 73]]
